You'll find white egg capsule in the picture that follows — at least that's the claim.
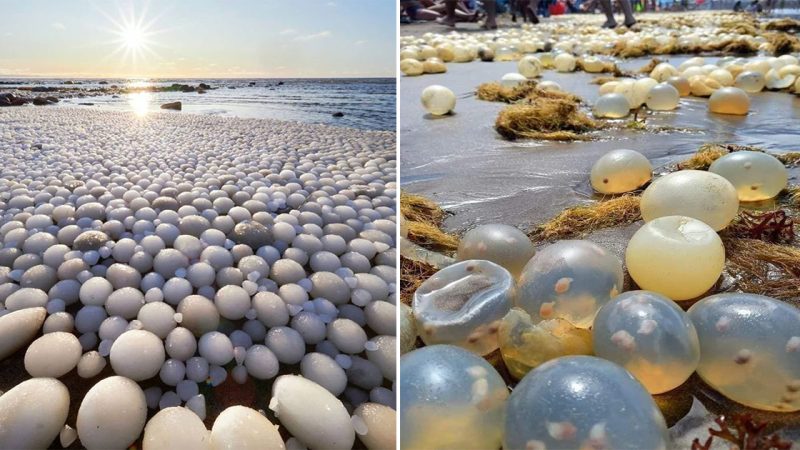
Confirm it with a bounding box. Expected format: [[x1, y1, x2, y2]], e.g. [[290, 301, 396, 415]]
[[708, 151, 788, 201], [590, 149, 653, 194], [420, 85, 456, 116]]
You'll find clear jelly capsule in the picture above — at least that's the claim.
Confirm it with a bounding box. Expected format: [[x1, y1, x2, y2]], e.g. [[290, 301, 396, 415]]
[[414, 260, 513, 355]]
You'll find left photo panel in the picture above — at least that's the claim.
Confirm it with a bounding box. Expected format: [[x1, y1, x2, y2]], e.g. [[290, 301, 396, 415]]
[[0, 1, 398, 449]]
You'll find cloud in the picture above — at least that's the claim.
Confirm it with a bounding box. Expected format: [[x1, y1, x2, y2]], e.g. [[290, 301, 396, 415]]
[[355, 40, 367, 45], [293, 31, 331, 42], [279, 28, 297, 35], [51, 22, 66, 30], [3, 32, 12, 37]]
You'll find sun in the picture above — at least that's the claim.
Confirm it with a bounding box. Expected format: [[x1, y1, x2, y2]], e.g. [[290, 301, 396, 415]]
[[122, 26, 145, 50]]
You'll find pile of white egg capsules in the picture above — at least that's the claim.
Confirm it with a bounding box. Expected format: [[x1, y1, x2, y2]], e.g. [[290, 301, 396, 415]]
[[0, 108, 397, 450]]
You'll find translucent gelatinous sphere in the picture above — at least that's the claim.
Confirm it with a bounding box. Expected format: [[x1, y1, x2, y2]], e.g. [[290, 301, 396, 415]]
[[400, 345, 508, 450], [708, 87, 750, 116], [645, 83, 680, 111], [498, 308, 593, 380], [626, 216, 724, 301], [632, 78, 658, 108], [688, 293, 800, 412], [666, 76, 691, 97], [708, 151, 788, 201], [518, 56, 543, 79], [453, 46, 473, 63], [708, 69, 734, 86], [504, 356, 669, 450], [413, 260, 514, 355], [501, 73, 527, 88], [590, 149, 652, 194], [495, 47, 518, 62], [554, 53, 576, 72], [420, 85, 456, 116], [581, 57, 605, 73], [400, 304, 417, 355], [593, 93, 630, 119], [734, 70, 766, 93], [401, 59, 424, 76], [538, 80, 562, 91], [456, 224, 535, 278], [593, 290, 700, 393], [640, 170, 739, 231], [650, 63, 679, 82], [516, 240, 624, 329], [538, 52, 555, 68], [422, 58, 447, 74], [765, 68, 795, 89]]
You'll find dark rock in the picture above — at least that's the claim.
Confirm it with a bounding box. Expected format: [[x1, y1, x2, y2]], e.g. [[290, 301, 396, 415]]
[[277, 81, 284, 86], [160, 101, 182, 110], [63, 80, 74, 85], [111, 95, 120, 98], [79, 103, 95, 106], [197, 89, 206, 94], [227, 86, 236, 89], [180, 85, 195, 92], [248, 82, 256, 86], [98, 81, 108, 85], [32, 97, 49, 106], [10, 97, 29, 106], [332, 112, 345, 117], [198, 83, 211, 90], [73, 230, 110, 251], [31, 86, 56, 92], [229, 221, 272, 249], [45, 96, 59, 103]]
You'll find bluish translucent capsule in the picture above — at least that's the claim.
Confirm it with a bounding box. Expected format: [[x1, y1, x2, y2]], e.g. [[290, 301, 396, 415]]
[[516, 240, 623, 328], [504, 356, 669, 450], [593, 290, 700, 394], [400, 345, 508, 450], [413, 260, 513, 355], [688, 293, 800, 412]]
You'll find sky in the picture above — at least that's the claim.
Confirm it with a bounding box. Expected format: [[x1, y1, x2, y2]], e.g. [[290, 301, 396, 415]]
[[0, 0, 396, 78]]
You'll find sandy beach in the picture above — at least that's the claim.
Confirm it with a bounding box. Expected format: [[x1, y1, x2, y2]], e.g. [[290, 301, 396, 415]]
[[0, 106, 397, 448]]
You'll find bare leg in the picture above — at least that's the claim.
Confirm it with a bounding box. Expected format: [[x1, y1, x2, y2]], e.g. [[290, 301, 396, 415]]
[[441, 0, 458, 26], [483, 0, 498, 29], [618, 0, 636, 26], [598, 0, 618, 27]]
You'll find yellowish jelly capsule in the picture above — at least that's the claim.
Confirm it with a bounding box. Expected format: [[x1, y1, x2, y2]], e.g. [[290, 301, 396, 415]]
[[665, 76, 691, 97], [400, 304, 417, 355], [632, 78, 658, 108], [689, 76, 721, 97], [778, 64, 800, 78], [626, 215, 724, 301], [708, 86, 750, 116], [734, 70, 766, 93], [593, 290, 700, 394], [400, 345, 508, 450], [495, 47, 518, 62], [437, 44, 455, 62], [765, 68, 794, 89], [453, 46, 473, 63], [743, 59, 771, 75], [504, 356, 669, 450], [538, 52, 555, 68], [688, 293, 800, 412], [498, 309, 593, 380], [682, 66, 705, 79], [599, 81, 619, 95], [708, 69, 734, 86], [516, 240, 623, 329], [478, 46, 495, 62], [414, 260, 513, 355], [422, 58, 446, 74], [613, 79, 636, 106], [457, 224, 535, 278], [593, 93, 630, 119], [645, 83, 680, 111], [580, 56, 605, 73], [554, 53, 576, 72], [538, 80, 562, 92], [401, 59, 424, 76], [650, 63, 679, 82], [400, 47, 420, 61], [640, 170, 739, 231], [418, 45, 437, 60], [420, 85, 456, 116], [795, 75, 800, 94], [501, 73, 527, 88], [590, 149, 652, 194], [708, 151, 788, 202], [518, 56, 543, 79]]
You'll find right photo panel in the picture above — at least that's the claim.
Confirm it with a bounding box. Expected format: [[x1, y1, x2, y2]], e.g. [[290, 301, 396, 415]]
[[398, 1, 800, 448]]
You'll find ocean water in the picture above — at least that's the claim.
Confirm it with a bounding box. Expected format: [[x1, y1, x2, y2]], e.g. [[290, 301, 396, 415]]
[[0, 78, 396, 131]]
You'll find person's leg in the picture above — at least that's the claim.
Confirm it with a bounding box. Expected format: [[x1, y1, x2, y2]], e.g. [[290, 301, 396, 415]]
[[440, 0, 458, 26], [526, 0, 541, 22], [483, 0, 498, 28], [598, 0, 618, 26], [617, 0, 635, 25]]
